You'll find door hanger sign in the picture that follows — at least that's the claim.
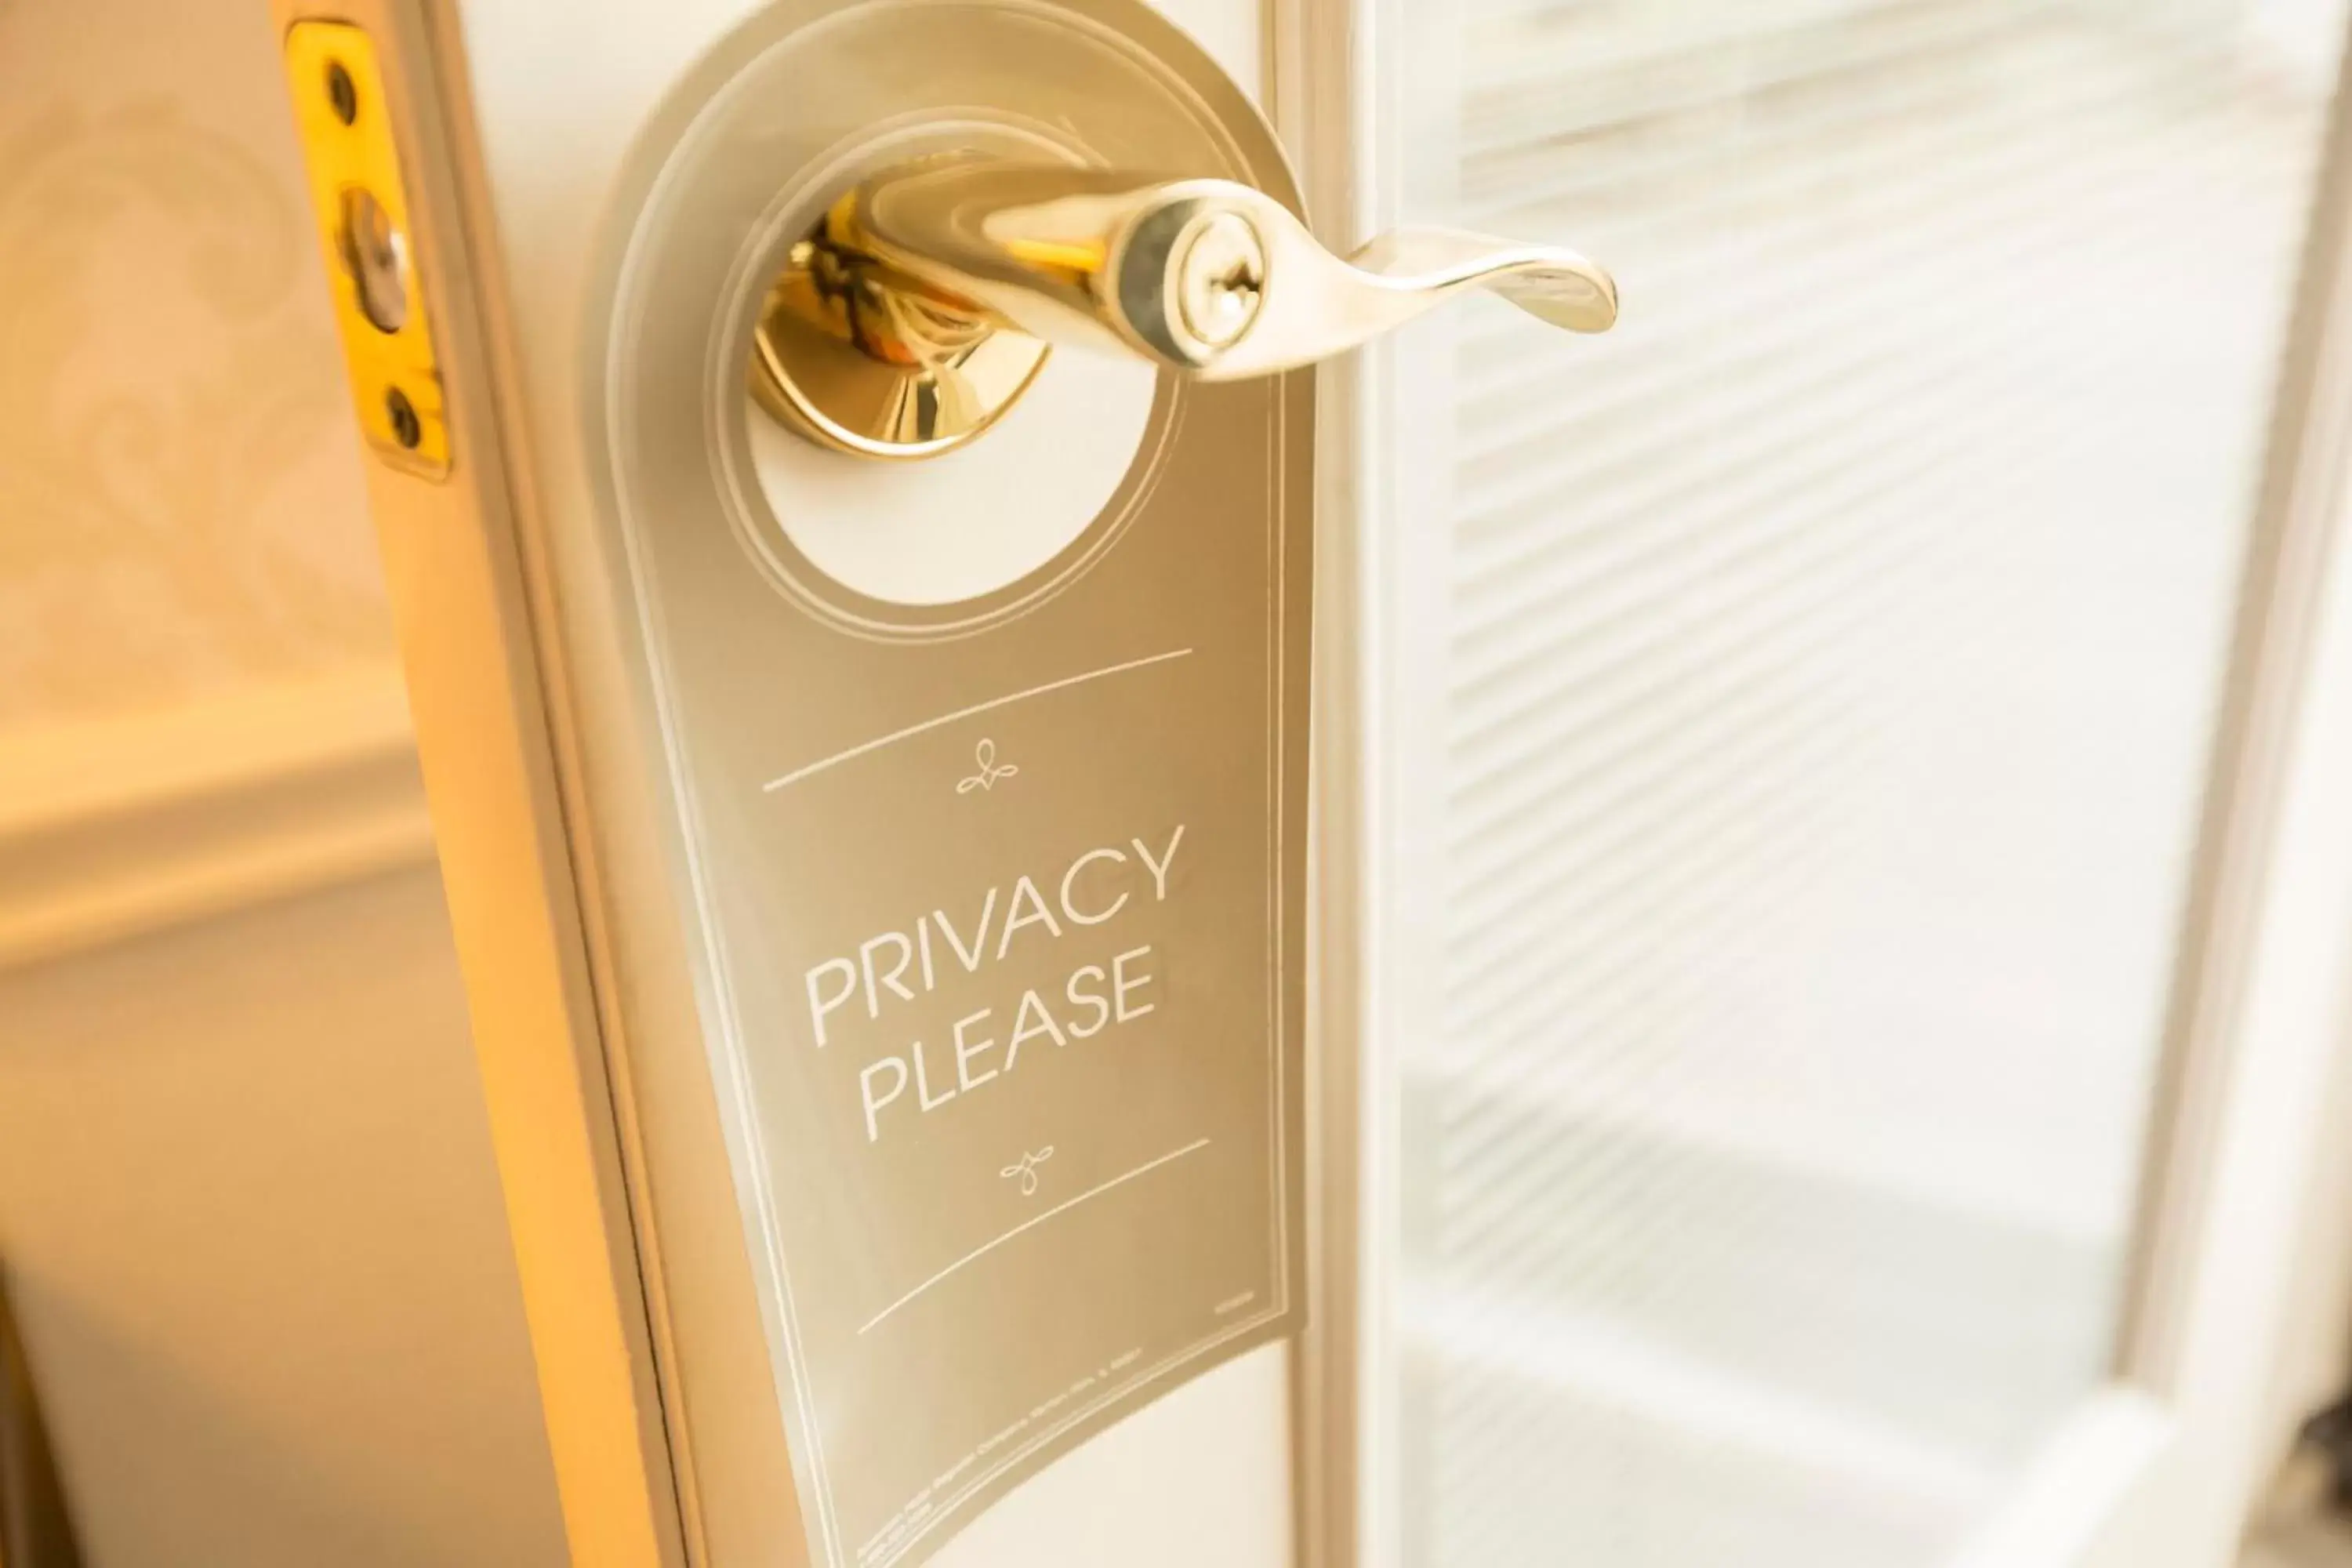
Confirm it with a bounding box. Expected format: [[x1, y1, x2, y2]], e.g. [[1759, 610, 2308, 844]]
[[585, 0, 1310, 1562]]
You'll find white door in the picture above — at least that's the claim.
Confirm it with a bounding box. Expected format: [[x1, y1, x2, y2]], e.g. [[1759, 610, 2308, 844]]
[[274, 0, 2352, 1565]]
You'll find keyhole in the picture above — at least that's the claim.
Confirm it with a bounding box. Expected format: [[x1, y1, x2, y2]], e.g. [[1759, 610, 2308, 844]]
[[1203, 258, 1261, 333], [1174, 211, 1266, 350]]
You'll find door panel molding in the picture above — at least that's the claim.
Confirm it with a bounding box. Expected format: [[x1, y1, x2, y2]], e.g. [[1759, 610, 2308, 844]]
[[2079, 35, 2352, 1539], [1269, 0, 1369, 1561], [2122, 13, 2352, 1391], [1285, 0, 1463, 1559]]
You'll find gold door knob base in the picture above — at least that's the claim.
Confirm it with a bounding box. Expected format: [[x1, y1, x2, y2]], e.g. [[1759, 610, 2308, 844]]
[[750, 186, 1055, 460]]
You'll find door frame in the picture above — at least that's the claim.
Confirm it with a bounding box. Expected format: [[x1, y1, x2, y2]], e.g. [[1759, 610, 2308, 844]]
[[1288, 4, 2352, 1564], [2075, 13, 2352, 1560]]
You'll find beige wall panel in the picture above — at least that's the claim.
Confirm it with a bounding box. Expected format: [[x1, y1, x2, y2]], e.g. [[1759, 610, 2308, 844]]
[[0, 0, 390, 725], [0, 865, 567, 1568]]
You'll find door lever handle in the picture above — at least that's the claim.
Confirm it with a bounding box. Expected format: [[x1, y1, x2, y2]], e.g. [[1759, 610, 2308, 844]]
[[751, 158, 1617, 458]]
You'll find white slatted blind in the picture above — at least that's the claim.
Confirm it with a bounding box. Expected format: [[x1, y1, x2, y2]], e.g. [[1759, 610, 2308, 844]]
[[1388, 2, 2347, 1563]]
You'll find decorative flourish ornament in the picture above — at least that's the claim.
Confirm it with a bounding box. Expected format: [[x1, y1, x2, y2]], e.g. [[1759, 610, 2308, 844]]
[[998, 1147, 1054, 1196], [955, 736, 1019, 794]]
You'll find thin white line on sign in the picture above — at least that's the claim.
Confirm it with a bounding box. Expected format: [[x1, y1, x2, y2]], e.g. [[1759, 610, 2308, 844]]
[[856, 1137, 1213, 1336], [761, 647, 1196, 793]]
